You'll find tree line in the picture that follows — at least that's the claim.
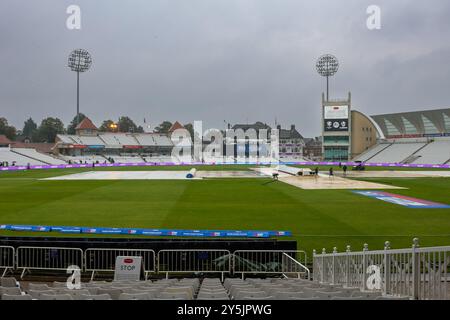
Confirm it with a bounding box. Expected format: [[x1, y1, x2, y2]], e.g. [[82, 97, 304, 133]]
[[0, 115, 192, 143]]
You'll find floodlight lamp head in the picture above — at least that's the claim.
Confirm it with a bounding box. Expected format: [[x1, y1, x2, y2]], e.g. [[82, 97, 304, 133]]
[[316, 54, 339, 77], [68, 49, 92, 72]]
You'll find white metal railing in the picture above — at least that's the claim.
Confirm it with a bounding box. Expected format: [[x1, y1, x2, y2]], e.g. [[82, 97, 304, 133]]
[[7, 247, 312, 282], [157, 250, 231, 281], [233, 250, 310, 279], [16, 246, 84, 278], [313, 238, 450, 300], [84, 248, 156, 280], [0, 246, 15, 277]]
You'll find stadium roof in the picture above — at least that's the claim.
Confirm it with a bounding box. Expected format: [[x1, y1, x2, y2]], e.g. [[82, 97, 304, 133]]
[[75, 117, 98, 130], [12, 142, 55, 153], [168, 121, 184, 132], [0, 135, 12, 145], [370, 108, 450, 137], [277, 125, 303, 140], [232, 122, 271, 131]]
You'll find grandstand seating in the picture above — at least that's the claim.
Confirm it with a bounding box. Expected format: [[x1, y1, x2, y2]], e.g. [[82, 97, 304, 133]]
[[79, 294, 112, 300], [4, 133, 446, 168], [59, 154, 176, 164], [370, 142, 427, 163], [135, 134, 173, 147], [51, 133, 176, 149], [0, 277, 411, 300], [134, 134, 157, 146], [114, 134, 140, 146], [355, 141, 428, 164], [40, 293, 73, 300], [2, 294, 33, 300], [119, 292, 152, 300], [28, 283, 51, 291], [148, 156, 178, 162], [354, 137, 450, 165], [62, 155, 107, 164], [69, 135, 105, 146], [0, 286, 22, 296], [411, 138, 450, 164], [11, 148, 66, 165], [49, 132, 190, 165], [1, 277, 18, 288], [0, 148, 47, 166], [152, 135, 173, 146], [58, 135, 77, 144], [353, 143, 392, 162], [98, 134, 121, 147], [109, 156, 144, 163]]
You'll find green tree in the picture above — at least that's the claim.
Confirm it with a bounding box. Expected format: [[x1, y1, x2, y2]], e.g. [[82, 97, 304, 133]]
[[0, 118, 17, 140], [117, 116, 139, 133], [99, 120, 116, 132], [67, 113, 86, 135], [184, 123, 194, 139], [22, 118, 38, 139], [36, 117, 65, 143], [154, 121, 173, 133]]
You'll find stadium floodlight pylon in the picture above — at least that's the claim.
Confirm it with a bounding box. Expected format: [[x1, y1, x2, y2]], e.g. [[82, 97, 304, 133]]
[[68, 49, 92, 126], [316, 54, 339, 101]]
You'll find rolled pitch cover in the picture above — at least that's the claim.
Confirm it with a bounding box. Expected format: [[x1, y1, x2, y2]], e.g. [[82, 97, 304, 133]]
[[186, 168, 197, 179]]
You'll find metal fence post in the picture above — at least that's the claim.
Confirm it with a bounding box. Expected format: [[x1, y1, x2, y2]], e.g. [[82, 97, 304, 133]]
[[321, 248, 326, 283], [312, 249, 316, 281], [362, 243, 369, 291], [412, 238, 420, 300], [332, 247, 337, 285], [384, 241, 391, 295], [346, 245, 351, 288], [0, 246, 15, 277]]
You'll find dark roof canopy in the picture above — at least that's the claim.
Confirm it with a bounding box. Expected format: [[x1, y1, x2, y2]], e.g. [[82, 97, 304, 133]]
[[279, 127, 303, 140], [232, 122, 271, 131], [371, 108, 450, 137]]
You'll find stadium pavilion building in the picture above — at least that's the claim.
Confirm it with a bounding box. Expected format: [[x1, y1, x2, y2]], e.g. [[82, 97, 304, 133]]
[[321, 92, 450, 164], [321, 92, 379, 161], [354, 108, 450, 164], [54, 117, 175, 164], [227, 122, 306, 161]]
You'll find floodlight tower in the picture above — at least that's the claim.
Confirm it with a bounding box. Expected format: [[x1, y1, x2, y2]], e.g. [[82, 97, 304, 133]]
[[316, 54, 339, 101], [68, 49, 92, 125]]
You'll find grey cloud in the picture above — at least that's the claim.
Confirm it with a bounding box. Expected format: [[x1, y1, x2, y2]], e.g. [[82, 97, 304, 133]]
[[0, 0, 449, 137]]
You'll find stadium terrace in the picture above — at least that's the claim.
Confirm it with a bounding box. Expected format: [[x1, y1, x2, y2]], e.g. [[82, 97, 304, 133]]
[[2, 2, 450, 307]]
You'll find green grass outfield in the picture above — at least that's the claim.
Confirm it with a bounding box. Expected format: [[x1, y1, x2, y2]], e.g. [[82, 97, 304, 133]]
[[0, 165, 449, 259]]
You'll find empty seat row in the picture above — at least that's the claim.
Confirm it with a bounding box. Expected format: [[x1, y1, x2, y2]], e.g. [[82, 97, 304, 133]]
[[223, 278, 387, 300], [197, 278, 230, 300], [0, 277, 412, 300], [1, 277, 19, 288]]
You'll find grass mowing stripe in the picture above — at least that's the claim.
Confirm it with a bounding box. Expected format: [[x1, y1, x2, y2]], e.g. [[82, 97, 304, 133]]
[[0, 166, 449, 255]]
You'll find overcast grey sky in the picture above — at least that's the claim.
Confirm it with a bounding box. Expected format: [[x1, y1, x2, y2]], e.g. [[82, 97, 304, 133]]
[[1, 0, 450, 137]]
